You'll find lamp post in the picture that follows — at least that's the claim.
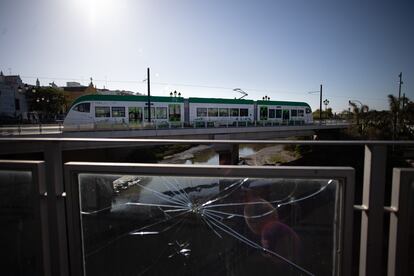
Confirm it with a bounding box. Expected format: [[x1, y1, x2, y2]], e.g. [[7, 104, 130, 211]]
[[262, 95, 270, 101]]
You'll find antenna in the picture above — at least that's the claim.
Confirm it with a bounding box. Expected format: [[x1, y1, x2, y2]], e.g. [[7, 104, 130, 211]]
[[233, 88, 248, 99]]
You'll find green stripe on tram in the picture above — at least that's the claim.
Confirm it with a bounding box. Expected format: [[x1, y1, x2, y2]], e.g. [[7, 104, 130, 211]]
[[72, 94, 184, 105], [256, 100, 310, 107], [188, 97, 254, 104]]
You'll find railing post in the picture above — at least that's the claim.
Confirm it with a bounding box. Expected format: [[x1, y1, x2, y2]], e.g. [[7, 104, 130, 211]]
[[44, 142, 69, 276], [359, 144, 387, 276]]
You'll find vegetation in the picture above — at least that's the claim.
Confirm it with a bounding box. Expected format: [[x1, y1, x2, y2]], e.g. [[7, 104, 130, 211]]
[[346, 95, 414, 139], [26, 87, 66, 122]]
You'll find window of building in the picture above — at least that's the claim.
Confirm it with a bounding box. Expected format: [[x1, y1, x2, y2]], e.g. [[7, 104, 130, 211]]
[[95, 106, 110, 117], [156, 107, 167, 119], [15, 99, 20, 111], [111, 106, 125, 117], [298, 110, 304, 117], [291, 109, 297, 117], [240, 108, 248, 117], [275, 109, 282, 118], [306, 108, 312, 114], [219, 108, 229, 117], [269, 109, 275, 118], [197, 108, 207, 117], [73, 103, 90, 113], [230, 108, 239, 117], [208, 108, 218, 117]]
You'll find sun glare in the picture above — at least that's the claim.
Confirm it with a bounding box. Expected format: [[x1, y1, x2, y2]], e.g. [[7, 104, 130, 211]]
[[73, 0, 121, 27]]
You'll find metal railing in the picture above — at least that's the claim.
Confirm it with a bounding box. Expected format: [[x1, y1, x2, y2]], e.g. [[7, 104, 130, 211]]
[[0, 138, 413, 276], [0, 120, 349, 135]]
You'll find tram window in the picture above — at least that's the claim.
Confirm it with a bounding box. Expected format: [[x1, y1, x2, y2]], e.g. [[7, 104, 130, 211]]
[[169, 104, 181, 121], [275, 109, 282, 118], [298, 110, 304, 117], [95, 106, 110, 117], [219, 108, 229, 117], [197, 108, 207, 117], [306, 108, 311, 114], [73, 103, 90, 113], [240, 108, 248, 117], [269, 109, 275, 118], [291, 109, 298, 117], [144, 107, 155, 119], [208, 108, 218, 117], [156, 107, 167, 119], [112, 107, 125, 117], [230, 108, 239, 117]]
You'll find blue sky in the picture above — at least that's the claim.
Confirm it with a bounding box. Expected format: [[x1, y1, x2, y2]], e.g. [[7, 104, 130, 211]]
[[1, 0, 413, 112]]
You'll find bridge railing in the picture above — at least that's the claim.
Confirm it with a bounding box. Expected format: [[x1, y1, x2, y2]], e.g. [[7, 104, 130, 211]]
[[1, 119, 350, 135], [0, 139, 412, 276]]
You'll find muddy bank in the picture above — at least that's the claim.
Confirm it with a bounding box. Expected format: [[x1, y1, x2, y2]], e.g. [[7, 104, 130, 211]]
[[240, 145, 298, 166], [160, 145, 213, 164]]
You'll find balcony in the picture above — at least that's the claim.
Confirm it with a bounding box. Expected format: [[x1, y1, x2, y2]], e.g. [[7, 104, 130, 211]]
[[0, 138, 413, 276]]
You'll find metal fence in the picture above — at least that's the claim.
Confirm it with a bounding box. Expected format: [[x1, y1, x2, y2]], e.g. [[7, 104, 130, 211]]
[[0, 138, 413, 275]]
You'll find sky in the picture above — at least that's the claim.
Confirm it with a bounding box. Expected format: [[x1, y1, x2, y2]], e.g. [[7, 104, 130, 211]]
[[0, 0, 413, 112]]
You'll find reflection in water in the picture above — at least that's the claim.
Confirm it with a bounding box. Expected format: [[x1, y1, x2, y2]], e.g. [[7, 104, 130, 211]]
[[79, 174, 338, 276]]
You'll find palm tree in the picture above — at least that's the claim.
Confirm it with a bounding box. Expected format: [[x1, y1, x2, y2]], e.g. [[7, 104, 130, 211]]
[[349, 101, 369, 135]]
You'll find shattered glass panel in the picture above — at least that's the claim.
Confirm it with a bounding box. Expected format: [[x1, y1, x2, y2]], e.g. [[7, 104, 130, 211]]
[[78, 174, 340, 276], [0, 170, 41, 276]]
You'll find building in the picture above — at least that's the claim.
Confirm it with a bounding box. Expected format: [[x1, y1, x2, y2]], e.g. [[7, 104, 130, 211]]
[[62, 78, 97, 111], [0, 71, 29, 120]]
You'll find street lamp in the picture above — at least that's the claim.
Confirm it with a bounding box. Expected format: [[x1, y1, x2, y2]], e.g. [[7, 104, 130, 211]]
[[262, 95, 270, 101], [323, 99, 329, 110]]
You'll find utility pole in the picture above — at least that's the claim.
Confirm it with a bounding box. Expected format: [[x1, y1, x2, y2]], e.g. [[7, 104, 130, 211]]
[[147, 67, 151, 123], [396, 72, 403, 139], [320, 84, 323, 124]]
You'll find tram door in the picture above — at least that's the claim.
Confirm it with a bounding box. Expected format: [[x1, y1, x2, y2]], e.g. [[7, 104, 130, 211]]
[[128, 107, 142, 126], [282, 109, 290, 122], [259, 106, 268, 120]]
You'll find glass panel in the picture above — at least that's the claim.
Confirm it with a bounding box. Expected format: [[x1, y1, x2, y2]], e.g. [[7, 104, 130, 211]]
[[298, 110, 304, 117], [197, 108, 207, 117], [128, 107, 142, 124], [0, 170, 41, 275], [240, 108, 248, 117], [144, 107, 155, 119], [156, 107, 168, 119], [260, 106, 268, 120], [230, 108, 239, 117], [269, 109, 275, 119], [74, 103, 91, 113], [111, 107, 125, 117], [208, 108, 218, 117], [78, 174, 339, 275], [291, 110, 297, 117], [169, 104, 181, 122], [219, 108, 229, 117], [276, 109, 282, 118], [95, 106, 110, 117]]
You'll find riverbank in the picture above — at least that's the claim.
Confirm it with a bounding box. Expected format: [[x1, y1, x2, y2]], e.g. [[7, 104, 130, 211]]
[[240, 145, 299, 166]]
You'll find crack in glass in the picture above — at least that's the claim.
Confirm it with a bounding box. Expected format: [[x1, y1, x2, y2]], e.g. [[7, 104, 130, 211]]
[[80, 174, 336, 276]]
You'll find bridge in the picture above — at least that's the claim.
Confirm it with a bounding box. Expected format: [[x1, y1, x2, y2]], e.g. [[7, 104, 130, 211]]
[[0, 120, 349, 139]]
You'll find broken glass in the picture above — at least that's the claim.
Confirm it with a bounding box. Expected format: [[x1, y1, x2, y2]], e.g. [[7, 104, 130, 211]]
[[79, 173, 339, 276]]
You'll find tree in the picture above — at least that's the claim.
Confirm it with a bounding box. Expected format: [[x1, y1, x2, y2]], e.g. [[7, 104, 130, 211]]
[[26, 87, 66, 122], [348, 101, 369, 135]]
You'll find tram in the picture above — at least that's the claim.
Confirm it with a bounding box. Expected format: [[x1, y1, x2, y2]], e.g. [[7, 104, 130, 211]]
[[63, 94, 313, 131]]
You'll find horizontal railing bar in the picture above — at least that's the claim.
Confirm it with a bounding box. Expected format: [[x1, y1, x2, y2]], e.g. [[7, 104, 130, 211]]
[[384, 206, 398, 213], [1, 138, 414, 145], [354, 205, 369, 211]]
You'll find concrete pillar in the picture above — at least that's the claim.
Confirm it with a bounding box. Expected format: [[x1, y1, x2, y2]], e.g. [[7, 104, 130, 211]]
[[214, 144, 239, 165]]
